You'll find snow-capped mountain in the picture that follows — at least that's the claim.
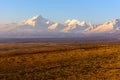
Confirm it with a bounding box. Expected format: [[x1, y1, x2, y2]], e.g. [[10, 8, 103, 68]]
[[0, 15, 120, 38], [86, 19, 120, 33], [61, 19, 91, 33], [19, 15, 53, 30]]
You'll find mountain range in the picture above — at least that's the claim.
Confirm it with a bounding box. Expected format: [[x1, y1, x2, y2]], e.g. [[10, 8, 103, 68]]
[[0, 15, 120, 38]]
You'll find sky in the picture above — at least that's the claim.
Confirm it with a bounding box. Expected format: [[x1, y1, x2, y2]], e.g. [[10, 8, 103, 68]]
[[0, 0, 120, 24]]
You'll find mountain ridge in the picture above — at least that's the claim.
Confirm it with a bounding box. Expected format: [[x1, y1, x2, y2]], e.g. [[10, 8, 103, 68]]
[[0, 15, 120, 38]]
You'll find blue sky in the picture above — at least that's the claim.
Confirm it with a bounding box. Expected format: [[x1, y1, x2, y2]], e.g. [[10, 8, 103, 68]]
[[0, 0, 120, 24]]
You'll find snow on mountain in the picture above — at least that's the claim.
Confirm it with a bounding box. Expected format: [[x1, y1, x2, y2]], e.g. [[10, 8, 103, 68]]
[[9, 15, 55, 34], [19, 16, 38, 27], [19, 15, 53, 28], [112, 19, 120, 31], [84, 23, 95, 32], [0, 15, 120, 38], [34, 16, 53, 29], [48, 23, 58, 30], [48, 23, 66, 32], [64, 19, 86, 26], [87, 19, 120, 33], [61, 19, 91, 33]]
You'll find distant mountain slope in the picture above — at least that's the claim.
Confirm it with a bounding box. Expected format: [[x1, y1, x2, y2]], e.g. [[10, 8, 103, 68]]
[[0, 15, 120, 38]]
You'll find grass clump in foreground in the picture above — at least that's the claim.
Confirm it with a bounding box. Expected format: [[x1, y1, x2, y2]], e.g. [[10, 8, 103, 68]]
[[0, 43, 120, 80]]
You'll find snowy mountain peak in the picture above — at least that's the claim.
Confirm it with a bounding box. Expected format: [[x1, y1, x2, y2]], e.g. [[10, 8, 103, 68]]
[[64, 19, 86, 26], [105, 19, 120, 25], [48, 23, 58, 30], [19, 16, 37, 26], [36, 15, 48, 21], [28, 16, 39, 20], [103, 19, 120, 30], [19, 15, 53, 29], [61, 19, 90, 33], [86, 19, 120, 33], [36, 15, 52, 23], [1, 15, 120, 38]]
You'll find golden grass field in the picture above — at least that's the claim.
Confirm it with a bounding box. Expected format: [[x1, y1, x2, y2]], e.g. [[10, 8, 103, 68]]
[[0, 43, 120, 80]]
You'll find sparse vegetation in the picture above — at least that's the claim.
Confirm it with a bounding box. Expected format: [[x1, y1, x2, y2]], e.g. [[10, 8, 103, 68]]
[[0, 43, 120, 80]]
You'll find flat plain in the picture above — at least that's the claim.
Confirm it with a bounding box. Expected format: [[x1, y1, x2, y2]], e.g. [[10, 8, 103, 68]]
[[0, 42, 120, 80]]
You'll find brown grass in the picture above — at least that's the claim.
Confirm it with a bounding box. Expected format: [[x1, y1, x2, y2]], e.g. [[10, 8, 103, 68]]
[[0, 43, 120, 80]]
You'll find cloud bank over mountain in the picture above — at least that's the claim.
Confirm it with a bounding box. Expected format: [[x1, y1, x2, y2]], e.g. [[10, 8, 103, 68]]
[[0, 15, 120, 38]]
